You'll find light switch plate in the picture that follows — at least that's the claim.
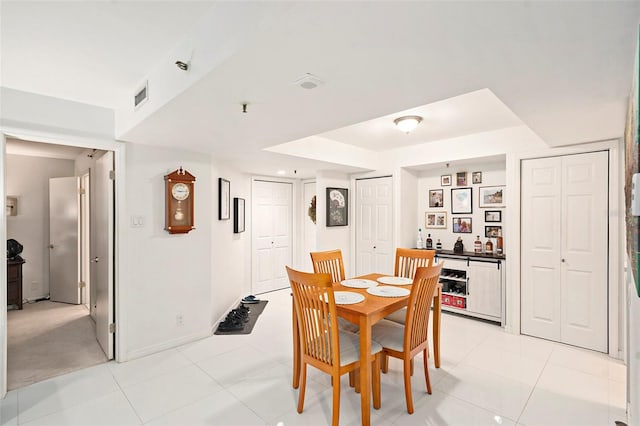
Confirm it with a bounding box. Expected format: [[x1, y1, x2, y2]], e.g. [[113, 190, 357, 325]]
[[632, 173, 640, 216]]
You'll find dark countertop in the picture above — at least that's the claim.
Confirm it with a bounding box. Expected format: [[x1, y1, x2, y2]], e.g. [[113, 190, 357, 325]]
[[435, 249, 505, 260]]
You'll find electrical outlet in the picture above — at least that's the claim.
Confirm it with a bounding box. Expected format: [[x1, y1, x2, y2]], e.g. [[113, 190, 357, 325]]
[[176, 315, 184, 326]]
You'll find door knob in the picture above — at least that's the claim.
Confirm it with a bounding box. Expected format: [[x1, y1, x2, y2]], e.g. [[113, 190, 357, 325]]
[[561, 258, 566, 263], [92, 257, 99, 263], [48, 244, 54, 249]]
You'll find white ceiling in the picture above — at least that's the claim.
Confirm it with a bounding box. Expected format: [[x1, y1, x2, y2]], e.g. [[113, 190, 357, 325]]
[[2, 1, 639, 177]]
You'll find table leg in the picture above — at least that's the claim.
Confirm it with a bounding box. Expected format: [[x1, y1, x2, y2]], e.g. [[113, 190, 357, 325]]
[[359, 315, 372, 426], [433, 286, 441, 368], [292, 296, 301, 389]]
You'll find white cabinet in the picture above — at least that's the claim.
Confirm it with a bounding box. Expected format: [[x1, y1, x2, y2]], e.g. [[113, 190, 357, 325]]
[[436, 253, 505, 325]]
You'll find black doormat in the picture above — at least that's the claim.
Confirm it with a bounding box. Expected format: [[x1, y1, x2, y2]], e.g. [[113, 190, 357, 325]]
[[214, 300, 269, 335]]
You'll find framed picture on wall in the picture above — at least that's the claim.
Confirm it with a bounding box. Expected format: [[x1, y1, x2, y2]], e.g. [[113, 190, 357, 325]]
[[453, 217, 472, 233], [441, 175, 452, 186], [479, 186, 505, 208], [451, 187, 472, 214], [425, 211, 447, 229], [218, 178, 230, 220], [326, 187, 348, 226], [485, 210, 502, 222], [233, 198, 245, 233], [472, 171, 482, 184], [456, 172, 467, 186], [428, 189, 444, 208], [485, 225, 502, 238]]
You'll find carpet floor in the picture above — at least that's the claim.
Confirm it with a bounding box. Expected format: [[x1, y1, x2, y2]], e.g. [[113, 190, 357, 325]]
[[7, 301, 107, 390]]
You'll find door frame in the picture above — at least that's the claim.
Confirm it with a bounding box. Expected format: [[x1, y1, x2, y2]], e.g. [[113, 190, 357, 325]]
[[0, 128, 127, 398], [508, 139, 622, 358]]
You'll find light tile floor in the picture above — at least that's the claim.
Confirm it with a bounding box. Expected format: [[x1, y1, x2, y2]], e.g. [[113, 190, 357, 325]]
[[0, 289, 627, 425]]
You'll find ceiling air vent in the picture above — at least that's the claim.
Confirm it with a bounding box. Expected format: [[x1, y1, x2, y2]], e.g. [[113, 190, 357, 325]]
[[134, 81, 148, 108], [292, 73, 324, 90]]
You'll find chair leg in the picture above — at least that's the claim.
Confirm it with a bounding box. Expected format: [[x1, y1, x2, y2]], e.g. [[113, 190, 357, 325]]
[[332, 373, 341, 426], [297, 363, 308, 413], [381, 353, 389, 373], [403, 357, 414, 414], [372, 353, 381, 409], [423, 349, 432, 394], [349, 371, 355, 388], [292, 298, 300, 389], [354, 368, 361, 393]]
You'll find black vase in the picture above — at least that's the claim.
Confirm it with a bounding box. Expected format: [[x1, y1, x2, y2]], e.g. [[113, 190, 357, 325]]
[[453, 239, 464, 254]]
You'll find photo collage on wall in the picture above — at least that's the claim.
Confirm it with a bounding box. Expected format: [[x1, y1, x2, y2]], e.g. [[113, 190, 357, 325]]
[[426, 170, 505, 253]]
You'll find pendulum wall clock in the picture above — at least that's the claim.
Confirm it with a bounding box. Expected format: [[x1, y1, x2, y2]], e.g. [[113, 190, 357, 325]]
[[164, 167, 195, 234]]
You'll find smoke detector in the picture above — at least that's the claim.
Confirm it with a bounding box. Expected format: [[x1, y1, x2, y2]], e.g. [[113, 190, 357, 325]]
[[293, 73, 324, 90]]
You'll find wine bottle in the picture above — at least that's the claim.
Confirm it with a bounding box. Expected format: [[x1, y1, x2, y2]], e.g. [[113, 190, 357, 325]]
[[416, 228, 424, 249]]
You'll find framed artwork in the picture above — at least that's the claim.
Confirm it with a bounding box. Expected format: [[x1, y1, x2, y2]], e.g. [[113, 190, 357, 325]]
[[326, 187, 348, 226], [453, 217, 472, 233], [233, 198, 245, 233], [425, 211, 447, 229], [485, 210, 502, 222], [218, 178, 230, 220], [472, 171, 482, 184], [479, 186, 505, 208], [456, 172, 467, 186], [451, 187, 472, 214], [441, 174, 452, 186], [485, 225, 502, 238], [428, 189, 444, 208]]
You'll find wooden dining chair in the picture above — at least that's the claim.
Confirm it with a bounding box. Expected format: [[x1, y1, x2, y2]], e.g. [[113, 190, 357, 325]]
[[310, 249, 346, 282], [385, 248, 436, 325], [286, 266, 382, 426], [371, 263, 443, 414]]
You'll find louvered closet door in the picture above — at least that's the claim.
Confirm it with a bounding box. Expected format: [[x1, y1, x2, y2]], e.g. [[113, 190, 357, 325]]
[[521, 151, 608, 352]]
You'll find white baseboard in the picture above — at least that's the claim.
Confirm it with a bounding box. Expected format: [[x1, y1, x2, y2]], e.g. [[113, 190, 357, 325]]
[[122, 328, 212, 362]]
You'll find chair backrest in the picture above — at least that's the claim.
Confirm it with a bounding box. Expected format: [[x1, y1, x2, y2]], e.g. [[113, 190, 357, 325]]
[[404, 263, 444, 354], [394, 248, 436, 279], [286, 266, 340, 369], [310, 249, 346, 283]]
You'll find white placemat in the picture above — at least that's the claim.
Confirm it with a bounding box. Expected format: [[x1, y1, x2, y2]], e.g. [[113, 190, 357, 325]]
[[328, 291, 366, 305], [376, 276, 413, 286], [366, 286, 410, 298], [341, 279, 378, 289]]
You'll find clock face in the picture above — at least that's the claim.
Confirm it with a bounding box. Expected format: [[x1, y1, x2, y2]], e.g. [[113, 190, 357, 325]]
[[171, 182, 190, 201]]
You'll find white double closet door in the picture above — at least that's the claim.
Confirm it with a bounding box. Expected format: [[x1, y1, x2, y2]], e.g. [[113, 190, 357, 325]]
[[521, 151, 608, 352], [355, 176, 393, 276], [252, 180, 293, 294]]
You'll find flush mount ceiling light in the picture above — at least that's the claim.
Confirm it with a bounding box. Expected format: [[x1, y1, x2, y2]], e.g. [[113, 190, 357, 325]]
[[393, 115, 423, 133]]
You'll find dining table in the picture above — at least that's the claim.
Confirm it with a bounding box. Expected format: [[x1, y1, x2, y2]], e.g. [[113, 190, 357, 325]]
[[291, 273, 442, 426]]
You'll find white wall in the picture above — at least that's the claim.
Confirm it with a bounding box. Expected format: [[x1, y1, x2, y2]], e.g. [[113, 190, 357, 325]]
[[627, 260, 639, 424], [398, 168, 418, 249], [316, 171, 351, 275], [1, 88, 114, 140], [210, 165, 251, 324], [123, 143, 214, 358], [417, 160, 506, 252], [6, 154, 75, 300]]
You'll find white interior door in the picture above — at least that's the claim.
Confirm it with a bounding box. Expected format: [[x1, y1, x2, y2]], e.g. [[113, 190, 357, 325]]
[[521, 156, 563, 342], [356, 177, 393, 276], [521, 152, 608, 352], [252, 180, 292, 294], [49, 177, 81, 304], [560, 151, 608, 351], [94, 152, 114, 359]]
